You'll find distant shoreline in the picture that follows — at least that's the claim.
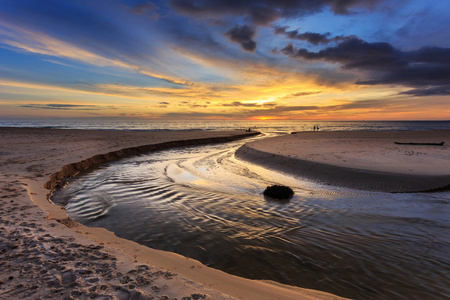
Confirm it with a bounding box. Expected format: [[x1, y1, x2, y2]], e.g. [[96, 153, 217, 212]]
[[1, 119, 450, 133]]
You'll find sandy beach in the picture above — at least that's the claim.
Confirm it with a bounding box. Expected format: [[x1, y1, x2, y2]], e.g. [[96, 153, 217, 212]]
[[0, 127, 346, 300], [236, 130, 450, 192]]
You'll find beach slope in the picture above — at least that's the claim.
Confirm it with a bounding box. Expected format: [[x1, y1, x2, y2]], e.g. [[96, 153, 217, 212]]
[[0, 127, 346, 300], [236, 130, 450, 192]]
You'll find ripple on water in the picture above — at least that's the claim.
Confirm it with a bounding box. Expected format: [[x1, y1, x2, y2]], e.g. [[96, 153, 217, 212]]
[[52, 137, 450, 300]]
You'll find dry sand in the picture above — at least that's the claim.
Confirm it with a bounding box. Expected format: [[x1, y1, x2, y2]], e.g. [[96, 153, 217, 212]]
[[0, 127, 346, 300], [236, 130, 450, 192]]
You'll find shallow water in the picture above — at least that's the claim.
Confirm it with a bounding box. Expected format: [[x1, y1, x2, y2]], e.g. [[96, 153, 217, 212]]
[[53, 133, 450, 300]]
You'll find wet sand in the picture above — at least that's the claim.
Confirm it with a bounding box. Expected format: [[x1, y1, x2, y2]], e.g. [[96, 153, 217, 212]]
[[236, 130, 450, 192], [0, 127, 345, 300]]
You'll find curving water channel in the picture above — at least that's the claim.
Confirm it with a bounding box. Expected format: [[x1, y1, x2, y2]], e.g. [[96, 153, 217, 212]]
[[52, 133, 450, 300]]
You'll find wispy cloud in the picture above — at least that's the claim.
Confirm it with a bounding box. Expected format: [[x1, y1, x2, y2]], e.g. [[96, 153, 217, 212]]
[[222, 101, 276, 107], [20, 103, 101, 110], [280, 91, 323, 99], [0, 0, 448, 120], [0, 20, 189, 86]]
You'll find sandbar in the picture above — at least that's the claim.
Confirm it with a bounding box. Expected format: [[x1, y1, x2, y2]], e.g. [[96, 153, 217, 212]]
[[0, 127, 346, 299], [236, 130, 450, 192]]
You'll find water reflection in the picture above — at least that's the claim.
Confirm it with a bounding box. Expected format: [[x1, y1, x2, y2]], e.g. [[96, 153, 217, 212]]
[[52, 135, 450, 300]]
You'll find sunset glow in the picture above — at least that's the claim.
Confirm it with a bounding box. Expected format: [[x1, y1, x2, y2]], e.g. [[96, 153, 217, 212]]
[[0, 1, 449, 120]]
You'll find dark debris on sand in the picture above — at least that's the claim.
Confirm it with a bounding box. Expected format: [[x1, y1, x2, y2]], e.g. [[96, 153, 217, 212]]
[[263, 185, 294, 200]]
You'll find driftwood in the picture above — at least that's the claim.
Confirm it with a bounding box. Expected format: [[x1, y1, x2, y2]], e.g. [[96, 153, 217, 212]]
[[394, 141, 445, 146]]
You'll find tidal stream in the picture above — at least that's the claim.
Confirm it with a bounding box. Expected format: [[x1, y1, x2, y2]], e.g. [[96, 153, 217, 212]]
[[52, 134, 450, 300]]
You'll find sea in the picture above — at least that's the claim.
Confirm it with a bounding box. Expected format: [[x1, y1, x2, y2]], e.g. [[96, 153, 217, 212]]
[[1, 118, 450, 132], [4, 119, 450, 300]]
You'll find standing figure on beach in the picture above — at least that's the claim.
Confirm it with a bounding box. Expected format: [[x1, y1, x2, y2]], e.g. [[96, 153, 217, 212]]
[[313, 125, 316, 131]]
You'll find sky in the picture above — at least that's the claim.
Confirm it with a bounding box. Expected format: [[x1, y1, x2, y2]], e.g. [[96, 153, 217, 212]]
[[0, 0, 449, 121]]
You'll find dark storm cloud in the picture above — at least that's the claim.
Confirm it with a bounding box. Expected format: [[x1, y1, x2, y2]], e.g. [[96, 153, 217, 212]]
[[410, 46, 450, 65], [273, 26, 353, 45], [279, 39, 404, 69], [400, 86, 450, 97], [225, 25, 257, 52], [277, 38, 450, 94], [170, 0, 383, 25]]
